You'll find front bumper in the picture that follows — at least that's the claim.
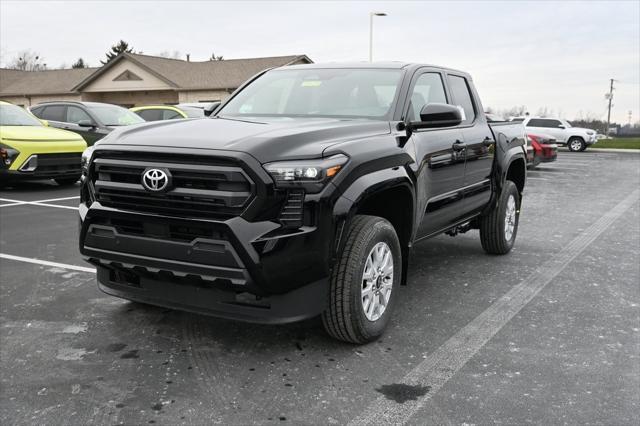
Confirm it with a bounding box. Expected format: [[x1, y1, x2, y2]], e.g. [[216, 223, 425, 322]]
[[79, 198, 334, 324]]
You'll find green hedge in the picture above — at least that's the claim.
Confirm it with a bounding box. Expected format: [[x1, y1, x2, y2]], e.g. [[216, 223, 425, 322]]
[[594, 138, 640, 149]]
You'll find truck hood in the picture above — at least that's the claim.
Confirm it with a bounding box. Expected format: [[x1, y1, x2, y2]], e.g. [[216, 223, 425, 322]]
[[101, 116, 391, 163], [0, 125, 84, 142]]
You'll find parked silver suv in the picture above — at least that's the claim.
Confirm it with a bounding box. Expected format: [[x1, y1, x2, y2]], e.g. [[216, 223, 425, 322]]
[[521, 117, 597, 151]]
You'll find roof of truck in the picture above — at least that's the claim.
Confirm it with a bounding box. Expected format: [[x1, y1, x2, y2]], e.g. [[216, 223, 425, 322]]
[[282, 61, 469, 76]]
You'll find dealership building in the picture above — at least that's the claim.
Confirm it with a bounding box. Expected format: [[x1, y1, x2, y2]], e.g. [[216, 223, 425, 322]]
[[0, 52, 312, 108]]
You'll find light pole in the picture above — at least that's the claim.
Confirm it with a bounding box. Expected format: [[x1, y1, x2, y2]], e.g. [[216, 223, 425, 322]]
[[369, 12, 387, 62]]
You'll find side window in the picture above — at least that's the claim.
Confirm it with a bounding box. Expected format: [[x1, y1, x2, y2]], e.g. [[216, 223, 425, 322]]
[[526, 119, 546, 127], [163, 110, 182, 120], [407, 72, 447, 122], [38, 105, 66, 122], [448, 75, 476, 125], [66, 106, 92, 124], [545, 119, 562, 128], [136, 109, 163, 122]]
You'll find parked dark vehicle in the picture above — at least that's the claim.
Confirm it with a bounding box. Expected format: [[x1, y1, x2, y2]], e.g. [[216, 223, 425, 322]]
[[527, 133, 558, 168], [30, 101, 144, 146], [79, 63, 526, 343]]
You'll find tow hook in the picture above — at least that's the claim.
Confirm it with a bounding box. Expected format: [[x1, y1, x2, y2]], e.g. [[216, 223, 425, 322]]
[[445, 222, 473, 237]]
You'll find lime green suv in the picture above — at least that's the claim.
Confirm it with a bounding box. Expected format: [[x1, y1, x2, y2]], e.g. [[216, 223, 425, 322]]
[[0, 101, 87, 185]]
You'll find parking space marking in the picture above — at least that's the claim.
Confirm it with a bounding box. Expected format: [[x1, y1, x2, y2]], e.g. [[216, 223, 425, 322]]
[[0, 197, 79, 210], [348, 188, 640, 426], [0, 253, 95, 273]]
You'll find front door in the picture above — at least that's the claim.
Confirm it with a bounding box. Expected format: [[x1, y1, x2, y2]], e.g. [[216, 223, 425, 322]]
[[63, 106, 102, 145], [406, 71, 467, 238]]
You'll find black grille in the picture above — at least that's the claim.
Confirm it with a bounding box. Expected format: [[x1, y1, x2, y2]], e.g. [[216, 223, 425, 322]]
[[33, 153, 81, 176], [279, 190, 304, 227], [91, 153, 255, 219]]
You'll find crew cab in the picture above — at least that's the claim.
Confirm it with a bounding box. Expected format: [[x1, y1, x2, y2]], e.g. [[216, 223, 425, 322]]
[[522, 117, 597, 151], [79, 63, 526, 344]]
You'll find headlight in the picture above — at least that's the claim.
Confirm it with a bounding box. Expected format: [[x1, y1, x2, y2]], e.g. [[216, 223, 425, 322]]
[[263, 154, 348, 193], [81, 146, 95, 181], [0, 143, 20, 168], [586, 131, 594, 135]]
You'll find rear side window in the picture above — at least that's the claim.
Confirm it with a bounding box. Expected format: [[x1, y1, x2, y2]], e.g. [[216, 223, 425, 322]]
[[527, 118, 561, 128], [136, 109, 163, 122], [448, 75, 476, 125], [407, 72, 447, 122], [37, 105, 66, 122], [163, 109, 182, 120]]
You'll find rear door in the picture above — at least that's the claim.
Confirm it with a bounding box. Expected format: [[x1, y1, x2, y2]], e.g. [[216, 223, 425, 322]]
[[526, 118, 566, 142], [446, 73, 495, 214], [406, 69, 467, 238], [33, 105, 67, 129]]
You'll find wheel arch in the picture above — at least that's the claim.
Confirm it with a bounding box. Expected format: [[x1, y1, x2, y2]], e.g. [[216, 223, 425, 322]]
[[332, 167, 415, 285]]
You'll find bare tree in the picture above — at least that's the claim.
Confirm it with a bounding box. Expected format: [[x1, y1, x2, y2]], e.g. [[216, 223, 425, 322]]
[[72, 58, 88, 68], [8, 50, 47, 71]]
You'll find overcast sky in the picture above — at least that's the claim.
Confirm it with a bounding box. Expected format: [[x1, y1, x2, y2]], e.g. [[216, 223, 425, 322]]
[[1, 0, 638, 123]]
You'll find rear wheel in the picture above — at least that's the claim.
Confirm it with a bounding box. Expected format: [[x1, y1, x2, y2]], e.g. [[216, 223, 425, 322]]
[[567, 137, 585, 152], [322, 215, 401, 344], [479, 180, 520, 255], [55, 176, 80, 186]]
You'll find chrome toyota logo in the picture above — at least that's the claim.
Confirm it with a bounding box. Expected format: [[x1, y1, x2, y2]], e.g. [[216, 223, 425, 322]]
[[142, 168, 169, 192]]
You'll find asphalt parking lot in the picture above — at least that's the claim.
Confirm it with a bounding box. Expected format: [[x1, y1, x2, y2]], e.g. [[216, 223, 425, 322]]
[[1, 150, 639, 425]]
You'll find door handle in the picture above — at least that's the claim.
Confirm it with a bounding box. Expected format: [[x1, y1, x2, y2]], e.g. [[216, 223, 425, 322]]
[[452, 140, 466, 151], [483, 137, 495, 146]]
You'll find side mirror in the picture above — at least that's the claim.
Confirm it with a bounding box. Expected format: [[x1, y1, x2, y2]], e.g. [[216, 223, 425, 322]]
[[78, 119, 95, 128], [40, 119, 49, 127], [411, 103, 463, 129], [558, 124, 565, 129]]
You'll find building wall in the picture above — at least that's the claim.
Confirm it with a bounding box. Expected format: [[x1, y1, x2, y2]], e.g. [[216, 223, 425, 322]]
[[2, 93, 82, 108], [178, 89, 232, 103], [82, 90, 179, 107]]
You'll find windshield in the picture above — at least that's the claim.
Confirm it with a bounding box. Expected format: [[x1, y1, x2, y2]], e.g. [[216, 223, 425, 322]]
[[219, 68, 403, 119], [0, 104, 43, 126], [88, 104, 144, 126]]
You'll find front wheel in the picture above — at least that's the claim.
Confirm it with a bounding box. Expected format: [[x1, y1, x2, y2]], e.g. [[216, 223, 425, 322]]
[[322, 215, 401, 344], [567, 137, 585, 152], [479, 180, 520, 255]]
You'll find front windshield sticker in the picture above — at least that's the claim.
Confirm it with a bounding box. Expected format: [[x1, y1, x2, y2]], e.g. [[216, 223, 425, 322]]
[[301, 80, 322, 87]]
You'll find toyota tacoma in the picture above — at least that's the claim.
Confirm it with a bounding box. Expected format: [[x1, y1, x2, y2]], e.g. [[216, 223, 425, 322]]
[[79, 63, 526, 343]]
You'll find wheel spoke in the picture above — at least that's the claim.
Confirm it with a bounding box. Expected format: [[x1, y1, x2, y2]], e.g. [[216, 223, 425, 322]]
[[361, 242, 395, 322]]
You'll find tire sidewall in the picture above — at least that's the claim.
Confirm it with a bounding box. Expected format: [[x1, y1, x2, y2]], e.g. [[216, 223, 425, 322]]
[[568, 138, 584, 152], [497, 182, 520, 250], [350, 220, 401, 340]]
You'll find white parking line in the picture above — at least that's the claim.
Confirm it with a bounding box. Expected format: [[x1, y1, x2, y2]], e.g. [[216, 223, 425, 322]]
[[0, 253, 95, 273], [348, 188, 640, 426], [0, 197, 79, 210]]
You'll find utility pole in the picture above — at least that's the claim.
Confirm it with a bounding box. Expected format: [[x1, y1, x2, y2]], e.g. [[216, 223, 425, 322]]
[[605, 78, 615, 136]]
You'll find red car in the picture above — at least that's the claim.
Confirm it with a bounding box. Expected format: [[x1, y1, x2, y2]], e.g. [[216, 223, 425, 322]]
[[527, 133, 558, 168]]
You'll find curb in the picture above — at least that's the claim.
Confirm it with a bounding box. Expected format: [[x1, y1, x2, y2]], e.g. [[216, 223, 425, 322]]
[[558, 148, 640, 154]]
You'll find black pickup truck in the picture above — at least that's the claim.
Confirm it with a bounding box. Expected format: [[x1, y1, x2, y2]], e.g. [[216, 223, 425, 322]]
[[79, 63, 526, 343]]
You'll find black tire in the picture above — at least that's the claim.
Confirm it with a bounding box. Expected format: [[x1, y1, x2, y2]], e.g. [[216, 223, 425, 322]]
[[55, 176, 80, 186], [479, 180, 520, 255], [322, 215, 401, 344], [567, 137, 585, 152]]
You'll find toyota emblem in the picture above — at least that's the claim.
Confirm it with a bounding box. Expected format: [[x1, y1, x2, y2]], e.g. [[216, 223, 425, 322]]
[[142, 168, 170, 192]]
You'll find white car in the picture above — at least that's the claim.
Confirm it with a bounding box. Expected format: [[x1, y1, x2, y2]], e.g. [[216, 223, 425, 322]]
[[521, 117, 597, 152]]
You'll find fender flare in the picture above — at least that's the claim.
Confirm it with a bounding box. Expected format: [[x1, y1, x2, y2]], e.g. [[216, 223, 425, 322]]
[[331, 167, 415, 286]]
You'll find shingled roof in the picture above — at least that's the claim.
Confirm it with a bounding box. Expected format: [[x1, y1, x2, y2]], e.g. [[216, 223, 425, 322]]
[[0, 67, 97, 96], [0, 53, 312, 96]]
